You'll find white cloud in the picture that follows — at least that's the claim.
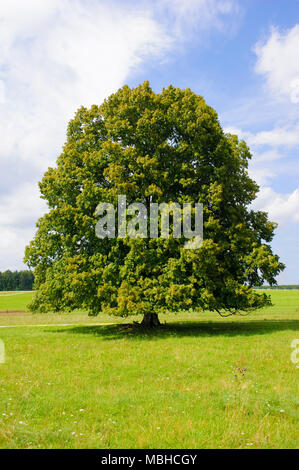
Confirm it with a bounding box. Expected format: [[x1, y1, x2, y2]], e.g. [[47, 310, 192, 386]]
[[224, 126, 247, 137], [248, 168, 276, 186], [156, 0, 239, 39], [0, 227, 39, 272], [0, 0, 239, 270], [252, 186, 299, 224], [0, 183, 46, 229], [224, 125, 297, 192], [248, 123, 299, 147], [0, 1, 172, 170], [255, 24, 299, 104], [225, 123, 299, 148], [252, 149, 282, 163], [0, 182, 47, 270], [223, 23, 299, 284], [0, 81, 5, 104]]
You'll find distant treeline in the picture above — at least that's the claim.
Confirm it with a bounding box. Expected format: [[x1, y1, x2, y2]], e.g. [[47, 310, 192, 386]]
[[255, 285, 299, 290], [0, 270, 34, 291]]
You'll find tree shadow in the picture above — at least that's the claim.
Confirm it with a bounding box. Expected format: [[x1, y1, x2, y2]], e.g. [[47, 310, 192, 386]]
[[49, 318, 299, 341]]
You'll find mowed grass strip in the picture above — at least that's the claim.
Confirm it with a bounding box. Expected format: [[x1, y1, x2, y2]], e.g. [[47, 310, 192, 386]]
[[0, 292, 34, 312], [0, 292, 113, 325], [0, 290, 298, 449], [0, 290, 298, 326]]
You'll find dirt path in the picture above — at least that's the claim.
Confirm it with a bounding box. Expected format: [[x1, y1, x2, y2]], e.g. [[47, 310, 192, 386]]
[[0, 311, 29, 315], [0, 322, 115, 328]]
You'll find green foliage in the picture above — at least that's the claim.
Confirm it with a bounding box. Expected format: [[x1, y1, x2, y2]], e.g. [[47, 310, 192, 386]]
[[0, 270, 34, 291], [25, 82, 284, 316]]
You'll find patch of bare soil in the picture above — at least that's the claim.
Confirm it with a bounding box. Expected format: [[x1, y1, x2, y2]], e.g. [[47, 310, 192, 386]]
[[0, 310, 29, 315]]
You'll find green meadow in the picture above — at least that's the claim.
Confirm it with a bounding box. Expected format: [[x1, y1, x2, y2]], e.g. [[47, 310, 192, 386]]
[[0, 290, 298, 449], [0, 292, 34, 312]]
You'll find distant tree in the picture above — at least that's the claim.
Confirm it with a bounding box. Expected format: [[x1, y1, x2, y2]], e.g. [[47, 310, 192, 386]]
[[19, 271, 34, 290], [12, 271, 20, 290], [0, 270, 34, 291], [2, 270, 14, 290], [25, 82, 284, 325]]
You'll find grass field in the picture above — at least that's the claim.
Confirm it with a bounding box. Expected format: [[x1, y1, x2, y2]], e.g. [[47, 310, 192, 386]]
[[0, 291, 298, 448], [0, 292, 34, 312]]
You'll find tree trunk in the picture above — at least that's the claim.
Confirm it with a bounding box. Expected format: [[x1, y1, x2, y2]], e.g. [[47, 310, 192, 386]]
[[141, 312, 161, 327]]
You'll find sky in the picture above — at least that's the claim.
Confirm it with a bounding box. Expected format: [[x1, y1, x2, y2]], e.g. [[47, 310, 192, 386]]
[[0, 0, 298, 283]]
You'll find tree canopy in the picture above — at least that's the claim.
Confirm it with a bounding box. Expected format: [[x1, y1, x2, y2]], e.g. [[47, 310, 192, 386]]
[[25, 82, 284, 323], [0, 270, 34, 291]]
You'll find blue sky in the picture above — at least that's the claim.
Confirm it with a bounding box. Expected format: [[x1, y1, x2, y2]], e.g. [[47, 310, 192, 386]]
[[0, 0, 298, 283]]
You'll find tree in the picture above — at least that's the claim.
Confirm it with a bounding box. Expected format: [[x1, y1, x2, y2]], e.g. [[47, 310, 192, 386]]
[[0, 270, 34, 291], [1, 270, 14, 290], [25, 82, 284, 325], [19, 271, 35, 290]]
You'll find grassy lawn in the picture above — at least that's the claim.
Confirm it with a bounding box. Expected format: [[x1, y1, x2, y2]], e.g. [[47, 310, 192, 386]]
[[0, 292, 34, 312], [0, 291, 298, 448]]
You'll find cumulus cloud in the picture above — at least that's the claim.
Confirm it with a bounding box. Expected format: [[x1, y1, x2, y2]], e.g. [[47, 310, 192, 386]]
[[225, 124, 298, 198], [252, 186, 299, 224], [223, 24, 299, 280], [0, 0, 239, 270], [249, 123, 299, 147], [0, 0, 172, 172], [248, 168, 276, 187], [225, 123, 299, 149], [0, 183, 47, 271], [255, 24, 299, 104], [0, 183, 46, 230]]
